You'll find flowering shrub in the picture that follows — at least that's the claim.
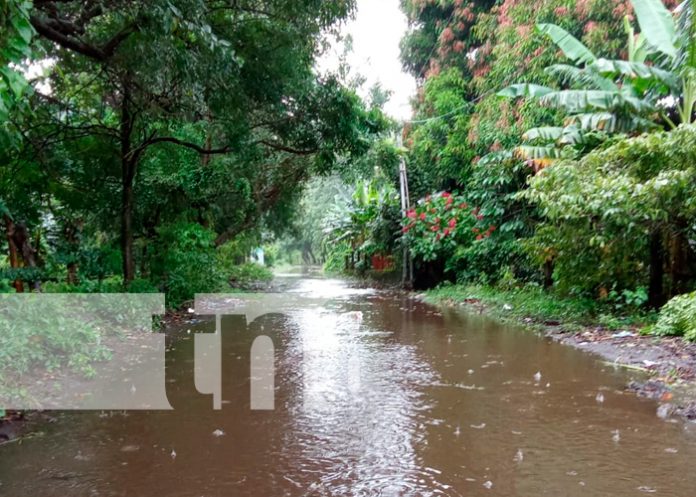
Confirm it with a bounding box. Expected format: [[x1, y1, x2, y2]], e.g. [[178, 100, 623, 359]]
[[403, 192, 495, 262]]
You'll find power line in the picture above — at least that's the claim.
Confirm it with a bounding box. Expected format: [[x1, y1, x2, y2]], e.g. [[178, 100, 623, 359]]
[[402, 90, 494, 125]]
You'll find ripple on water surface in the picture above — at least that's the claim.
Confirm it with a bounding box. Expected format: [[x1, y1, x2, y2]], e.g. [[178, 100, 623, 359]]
[[0, 277, 695, 496]]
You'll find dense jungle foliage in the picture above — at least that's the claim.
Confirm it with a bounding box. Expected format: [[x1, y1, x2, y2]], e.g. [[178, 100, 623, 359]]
[[2, 0, 696, 341], [0, 0, 391, 306], [393, 0, 696, 338]]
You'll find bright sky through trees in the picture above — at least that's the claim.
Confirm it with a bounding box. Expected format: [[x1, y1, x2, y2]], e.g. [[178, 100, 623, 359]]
[[319, 0, 416, 120]]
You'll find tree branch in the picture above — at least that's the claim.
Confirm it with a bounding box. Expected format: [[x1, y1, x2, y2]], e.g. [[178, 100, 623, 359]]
[[254, 140, 317, 155], [30, 14, 137, 61]]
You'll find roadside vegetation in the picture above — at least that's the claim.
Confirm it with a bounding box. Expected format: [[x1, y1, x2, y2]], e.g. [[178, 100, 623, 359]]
[[3, 0, 696, 404], [0, 0, 389, 395], [277, 0, 696, 343], [0, 0, 386, 308], [425, 283, 654, 332]]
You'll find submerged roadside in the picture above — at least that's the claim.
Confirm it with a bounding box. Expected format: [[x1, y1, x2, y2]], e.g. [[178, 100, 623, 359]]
[[421, 284, 696, 422]]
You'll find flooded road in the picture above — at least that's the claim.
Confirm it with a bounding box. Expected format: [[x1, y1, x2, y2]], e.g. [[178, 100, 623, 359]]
[[1, 277, 695, 496]]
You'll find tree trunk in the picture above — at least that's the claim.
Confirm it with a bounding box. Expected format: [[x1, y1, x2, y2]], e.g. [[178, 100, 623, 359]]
[[12, 222, 41, 291], [121, 176, 135, 284], [543, 257, 554, 290], [120, 80, 136, 285], [67, 262, 78, 285], [64, 221, 80, 285], [668, 222, 688, 297], [648, 230, 665, 308], [4, 215, 23, 293]]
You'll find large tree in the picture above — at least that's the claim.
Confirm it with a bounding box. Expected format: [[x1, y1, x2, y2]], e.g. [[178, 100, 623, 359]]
[[11, 0, 377, 284]]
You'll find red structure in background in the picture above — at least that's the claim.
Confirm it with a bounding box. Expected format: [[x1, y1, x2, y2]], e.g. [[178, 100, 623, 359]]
[[371, 254, 395, 272]]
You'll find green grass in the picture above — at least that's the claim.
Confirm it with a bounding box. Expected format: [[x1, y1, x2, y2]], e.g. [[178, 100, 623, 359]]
[[425, 283, 654, 332]]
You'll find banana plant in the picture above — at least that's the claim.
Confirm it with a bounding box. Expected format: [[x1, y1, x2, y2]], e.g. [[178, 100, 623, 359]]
[[496, 0, 691, 169], [631, 0, 696, 127]]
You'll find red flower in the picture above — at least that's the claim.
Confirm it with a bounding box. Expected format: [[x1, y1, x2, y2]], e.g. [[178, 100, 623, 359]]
[[419, 213, 426, 221], [441, 192, 451, 198], [472, 227, 480, 234], [476, 234, 484, 240], [430, 225, 439, 232], [448, 218, 457, 228], [476, 214, 484, 221], [443, 228, 451, 236], [459, 202, 468, 209], [407, 209, 416, 219]]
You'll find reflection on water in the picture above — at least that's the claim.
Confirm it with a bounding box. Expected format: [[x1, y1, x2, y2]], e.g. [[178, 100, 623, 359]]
[[1, 276, 695, 496]]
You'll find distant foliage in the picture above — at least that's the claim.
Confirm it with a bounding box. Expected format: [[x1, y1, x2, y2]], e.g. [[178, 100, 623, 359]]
[[226, 263, 273, 289]]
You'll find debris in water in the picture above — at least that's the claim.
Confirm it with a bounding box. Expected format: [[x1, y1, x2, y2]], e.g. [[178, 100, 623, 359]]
[[483, 481, 493, 489], [637, 486, 657, 493], [342, 311, 363, 322], [513, 449, 524, 463], [533, 371, 542, 382], [656, 403, 674, 420], [212, 429, 225, 437], [170, 449, 177, 459], [468, 369, 475, 375], [664, 447, 678, 454], [454, 425, 461, 437], [120, 445, 140, 452], [612, 429, 620, 443], [596, 393, 605, 404], [470, 423, 486, 429], [283, 475, 302, 488], [611, 331, 636, 339]]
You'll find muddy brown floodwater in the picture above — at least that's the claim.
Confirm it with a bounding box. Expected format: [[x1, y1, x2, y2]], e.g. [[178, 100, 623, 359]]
[[1, 276, 696, 496]]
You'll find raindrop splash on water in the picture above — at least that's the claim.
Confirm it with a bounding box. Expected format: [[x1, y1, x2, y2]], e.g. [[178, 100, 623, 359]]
[[612, 430, 621, 443]]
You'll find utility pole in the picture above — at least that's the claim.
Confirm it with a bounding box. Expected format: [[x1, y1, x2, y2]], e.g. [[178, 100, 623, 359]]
[[397, 128, 414, 289]]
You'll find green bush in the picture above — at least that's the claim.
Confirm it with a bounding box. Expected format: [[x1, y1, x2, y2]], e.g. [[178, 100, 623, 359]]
[[525, 126, 696, 297], [42, 277, 158, 294], [323, 240, 351, 274], [652, 292, 696, 341], [151, 222, 226, 307], [0, 296, 112, 383], [226, 263, 273, 288]]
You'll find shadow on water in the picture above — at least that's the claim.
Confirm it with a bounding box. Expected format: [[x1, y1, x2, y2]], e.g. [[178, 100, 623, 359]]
[[1, 275, 695, 496]]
